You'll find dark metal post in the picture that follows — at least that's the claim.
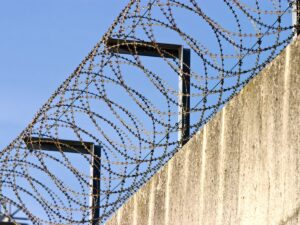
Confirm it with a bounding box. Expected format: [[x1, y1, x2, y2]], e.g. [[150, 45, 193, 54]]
[[91, 145, 101, 225], [106, 38, 191, 146], [23, 137, 102, 224], [297, 0, 300, 35], [180, 49, 191, 146], [293, 0, 300, 36]]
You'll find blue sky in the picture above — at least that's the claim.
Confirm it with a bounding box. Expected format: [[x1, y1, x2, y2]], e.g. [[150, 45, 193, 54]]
[[0, 0, 293, 152], [0, 0, 128, 149]]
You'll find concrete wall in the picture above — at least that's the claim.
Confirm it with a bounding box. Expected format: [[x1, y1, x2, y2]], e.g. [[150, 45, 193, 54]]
[[105, 37, 300, 225]]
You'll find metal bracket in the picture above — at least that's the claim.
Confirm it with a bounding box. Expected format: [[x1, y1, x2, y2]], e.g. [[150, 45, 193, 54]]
[[23, 137, 101, 225], [106, 38, 191, 146], [292, 0, 300, 36]]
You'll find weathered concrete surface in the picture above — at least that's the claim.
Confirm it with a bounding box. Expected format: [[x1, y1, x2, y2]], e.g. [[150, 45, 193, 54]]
[[105, 37, 300, 225]]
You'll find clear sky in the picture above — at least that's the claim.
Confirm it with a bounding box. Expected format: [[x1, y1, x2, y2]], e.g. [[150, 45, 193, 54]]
[[0, 0, 293, 151], [0, 0, 128, 149]]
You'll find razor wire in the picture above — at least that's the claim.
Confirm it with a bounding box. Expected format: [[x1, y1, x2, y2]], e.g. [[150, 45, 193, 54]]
[[0, 0, 298, 224]]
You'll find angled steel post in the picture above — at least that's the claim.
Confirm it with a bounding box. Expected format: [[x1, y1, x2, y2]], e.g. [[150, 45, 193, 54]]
[[91, 145, 101, 225], [106, 38, 191, 146], [292, 0, 300, 37], [23, 137, 101, 224], [178, 48, 191, 146]]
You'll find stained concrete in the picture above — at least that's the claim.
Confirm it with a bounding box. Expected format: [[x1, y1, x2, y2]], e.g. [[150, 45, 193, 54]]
[[105, 37, 300, 225]]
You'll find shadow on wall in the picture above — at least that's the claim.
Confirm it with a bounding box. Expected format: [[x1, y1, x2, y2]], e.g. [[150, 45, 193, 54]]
[[279, 201, 300, 225]]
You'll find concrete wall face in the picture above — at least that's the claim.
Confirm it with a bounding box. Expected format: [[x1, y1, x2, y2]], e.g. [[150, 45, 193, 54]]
[[105, 38, 300, 225]]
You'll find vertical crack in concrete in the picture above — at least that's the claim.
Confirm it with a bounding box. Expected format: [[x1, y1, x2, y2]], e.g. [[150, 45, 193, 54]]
[[164, 163, 172, 225], [282, 45, 291, 218], [216, 108, 226, 225], [200, 127, 207, 223], [147, 180, 155, 225]]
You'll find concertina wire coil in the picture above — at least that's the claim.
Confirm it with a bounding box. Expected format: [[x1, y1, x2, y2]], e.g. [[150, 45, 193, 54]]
[[0, 0, 298, 224]]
